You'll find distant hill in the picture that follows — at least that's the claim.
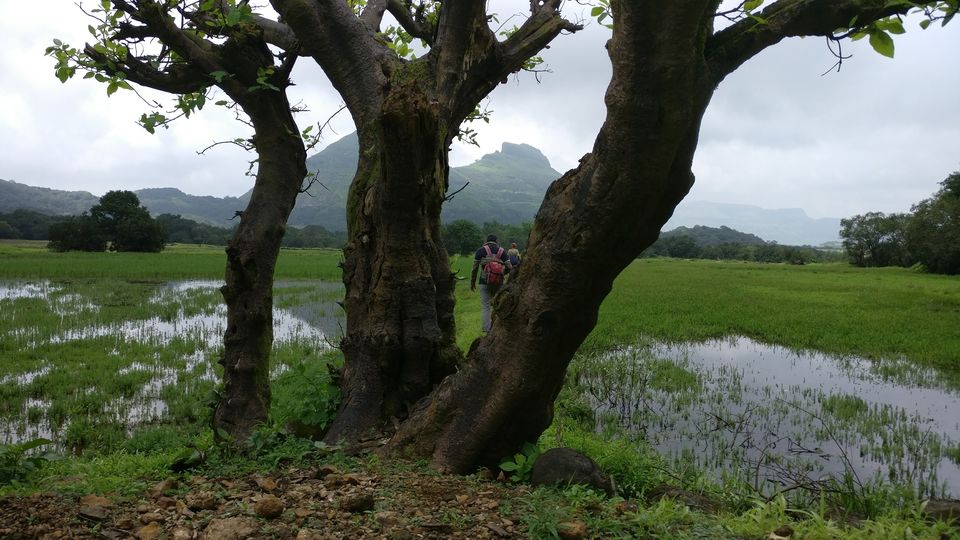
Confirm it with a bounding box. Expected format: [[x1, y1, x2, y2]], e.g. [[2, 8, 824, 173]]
[[664, 200, 841, 246], [281, 133, 561, 230], [0, 179, 99, 216], [4, 139, 841, 246], [660, 225, 767, 246]]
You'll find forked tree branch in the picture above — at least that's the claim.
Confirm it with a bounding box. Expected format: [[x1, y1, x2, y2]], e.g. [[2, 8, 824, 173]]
[[707, 0, 944, 83]]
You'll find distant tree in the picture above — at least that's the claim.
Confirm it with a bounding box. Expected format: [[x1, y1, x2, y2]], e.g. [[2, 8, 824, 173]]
[[156, 214, 233, 245], [441, 220, 483, 256], [0, 221, 15, 239], [840, 212, 911, 267], [907, 171, 960, 274], [91, 191, 165, 252], [0, 209, 60, 240], [47, 214, 107, 252]]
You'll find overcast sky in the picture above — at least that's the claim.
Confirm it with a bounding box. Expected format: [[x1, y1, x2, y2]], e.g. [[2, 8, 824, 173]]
[[2, 2, 958, 219]]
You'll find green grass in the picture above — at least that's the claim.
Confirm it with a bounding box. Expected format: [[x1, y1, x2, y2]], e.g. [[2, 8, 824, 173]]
[[3, 249, 960, 536], [585, 259, 960, 383], [0, 242, 343, 281]]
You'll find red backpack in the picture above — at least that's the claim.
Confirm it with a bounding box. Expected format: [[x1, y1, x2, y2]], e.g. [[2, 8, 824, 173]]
[[481, 245, 506, 286]]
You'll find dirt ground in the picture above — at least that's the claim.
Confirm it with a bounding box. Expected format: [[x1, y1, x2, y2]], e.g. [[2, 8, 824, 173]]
[[0, 464, 540, 540]]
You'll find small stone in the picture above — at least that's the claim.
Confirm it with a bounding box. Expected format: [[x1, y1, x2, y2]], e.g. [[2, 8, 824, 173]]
[[137, 522, 163, 540], [255, 476, 278, 492], [375, 511, 401, 527], [136, 504, 151, 514], [294, 507, 313, 519], [339, 493, 375, 513], [115, 518, 136, 530], [156, 496, 177, 509], [295, 529, 328, 540], [455, 494, 471, 505], [201, 517, 259, 540], [171, 526, 195, 540], [78, 505, 109, 521], [254, 495, 285, 519], [185, 491, 218, 511], [140, 512, 165, 524], [557, 521, 588, 540], [316, 464, 341, 477], [148, 479, 177, 499]]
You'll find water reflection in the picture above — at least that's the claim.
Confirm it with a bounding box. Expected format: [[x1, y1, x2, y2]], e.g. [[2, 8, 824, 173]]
[[580, 337, 960, 497]]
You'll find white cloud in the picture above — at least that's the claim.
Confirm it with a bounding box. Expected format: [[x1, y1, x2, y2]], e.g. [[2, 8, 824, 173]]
[[1, 4, 958, 219]]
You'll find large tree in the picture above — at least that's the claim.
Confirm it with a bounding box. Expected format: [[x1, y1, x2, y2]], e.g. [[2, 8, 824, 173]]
[[52, 0, 957, 471]]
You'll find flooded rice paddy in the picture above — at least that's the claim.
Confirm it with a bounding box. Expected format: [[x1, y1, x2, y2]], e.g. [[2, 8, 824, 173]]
[[0, 279, 344, 447], [575, 337, 960, 498]]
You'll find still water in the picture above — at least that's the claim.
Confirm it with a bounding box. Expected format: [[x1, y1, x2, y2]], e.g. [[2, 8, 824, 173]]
[[581, 337, 960, 497]]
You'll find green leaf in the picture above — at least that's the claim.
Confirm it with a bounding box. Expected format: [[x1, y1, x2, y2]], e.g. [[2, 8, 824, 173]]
[[919, 18, 932, 29], [499, 460, 518, 471], [744, 0, 763, 11], [106, 82, 119, 96], [590, 6, 604, 16], [868, 30, 895, 58]]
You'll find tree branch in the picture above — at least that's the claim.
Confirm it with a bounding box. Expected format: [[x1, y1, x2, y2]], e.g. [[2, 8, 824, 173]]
[[270, 0, 389, 123], [85, 45, 210, 94], [386, 0, 434, 44], [707, 0, 942, 83]]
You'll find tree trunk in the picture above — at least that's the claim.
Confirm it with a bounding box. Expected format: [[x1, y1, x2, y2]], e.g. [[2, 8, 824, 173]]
[[213, 96, 307, 442], [387, 0, 720, 472], [323, 82, 461, 444]]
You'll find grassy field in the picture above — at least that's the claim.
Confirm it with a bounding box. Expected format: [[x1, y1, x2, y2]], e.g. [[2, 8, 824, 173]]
[[3, 243, 960, 537]]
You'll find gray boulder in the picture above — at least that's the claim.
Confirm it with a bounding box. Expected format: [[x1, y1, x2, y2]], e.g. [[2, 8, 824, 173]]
[[530, 448, 616, 497]]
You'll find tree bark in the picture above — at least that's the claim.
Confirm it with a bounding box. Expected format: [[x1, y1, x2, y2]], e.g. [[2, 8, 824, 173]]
[[213, 94, 307, 442], [323, 79, 461, 443], [387, 0, 721, 472]]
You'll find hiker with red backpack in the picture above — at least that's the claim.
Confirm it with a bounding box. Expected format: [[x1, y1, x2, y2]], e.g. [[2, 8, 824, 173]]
[[470, 234, 513, 333]]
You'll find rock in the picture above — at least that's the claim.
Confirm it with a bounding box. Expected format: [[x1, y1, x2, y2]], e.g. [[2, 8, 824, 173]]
[[375, 510, 402, 527], [156, 496, 177, 509], [186, 491, 218, 511], [316, 464, 341, 477], [148, 479, 177, 499], [137, 522, 163, 540], [140, 512, 165, 524], [339, 493, 376, 513], [78, 505, 109, 521], [530, 448, 616, 497], [295, 529, 330, 540], [558, 520, 588, 540], [171, 526, 195, 540], [925, 499, 960, 523], [201, 517, 259, 540], [254, 495, 285, 519], [255, 476, 278, 492]]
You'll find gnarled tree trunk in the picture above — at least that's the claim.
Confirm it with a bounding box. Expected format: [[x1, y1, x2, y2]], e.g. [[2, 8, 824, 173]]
[[387, 0, 718, 472], [324, 82, 462, 443]]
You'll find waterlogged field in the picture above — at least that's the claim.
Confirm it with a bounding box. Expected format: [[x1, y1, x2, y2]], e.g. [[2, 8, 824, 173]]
[[3, 244, 960, 504], [0, 243, 345, 453]]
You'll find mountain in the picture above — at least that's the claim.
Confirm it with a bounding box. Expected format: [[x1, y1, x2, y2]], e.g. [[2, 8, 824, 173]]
[[664, 200, 841, 246], [283, 133, 562, 230], [4, 138, 841, 247], [0, 179, 99, 216], [135, 187, 249, 226]]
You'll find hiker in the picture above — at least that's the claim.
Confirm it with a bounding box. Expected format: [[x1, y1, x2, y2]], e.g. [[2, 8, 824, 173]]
[[470, 234, 513, 333], [507, 242, 522, 279]]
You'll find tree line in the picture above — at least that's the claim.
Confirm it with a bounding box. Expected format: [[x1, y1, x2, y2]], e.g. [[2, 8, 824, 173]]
[[840, 172, 960, 275]]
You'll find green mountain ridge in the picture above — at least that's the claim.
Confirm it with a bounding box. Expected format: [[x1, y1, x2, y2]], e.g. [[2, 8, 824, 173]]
[[2, 134, 842, 246]]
